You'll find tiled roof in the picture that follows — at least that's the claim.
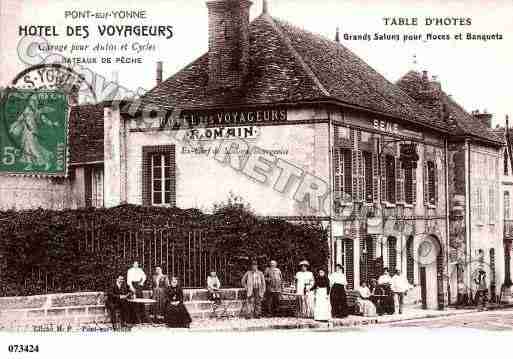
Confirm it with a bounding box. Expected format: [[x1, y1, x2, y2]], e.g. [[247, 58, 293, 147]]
[[141, 14, 447, 132], [396, 71, 503, 145], [68, 103, 104, 164]]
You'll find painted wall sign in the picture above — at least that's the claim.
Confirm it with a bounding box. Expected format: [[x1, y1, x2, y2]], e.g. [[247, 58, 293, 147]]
[[160, 108, 288, 129], [373, 119, 399, 135], [186, 126, 259, 141]]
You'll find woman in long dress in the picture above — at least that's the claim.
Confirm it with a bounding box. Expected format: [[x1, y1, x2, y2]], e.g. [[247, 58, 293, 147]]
[[312, 269, 331, 322], [9, 95, 57, 170], [295, 260, 314, 318], [165, 277, 192, 328], [328, 264, 348, 318], [152, 267, 170, 321], [357, 281, 377, 317]]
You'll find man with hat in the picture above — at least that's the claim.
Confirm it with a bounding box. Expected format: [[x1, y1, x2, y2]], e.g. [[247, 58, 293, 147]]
[[241, 260, 266, 319]]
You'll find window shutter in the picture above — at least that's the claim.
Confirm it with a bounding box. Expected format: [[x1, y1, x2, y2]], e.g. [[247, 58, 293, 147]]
[[333, 149, 341, 193], [345, 238, 354, 289], [380, 153, 387, 203], [84, 166, 92, 208], [372, 152, 379, 203], [433, 163, 438, 206], [396, 157, 404, 203], [358, 150, 365, 202], [412, 166, 417, 204], [352, 149, 359, 202], [423, 162, 428, 205], [344, 150, 353, 201], [349, 130, 358, 202]]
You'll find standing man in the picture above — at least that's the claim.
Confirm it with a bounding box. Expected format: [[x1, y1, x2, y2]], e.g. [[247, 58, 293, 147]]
[[106, 275, 130, 330], [241, 260, 266, 319], [391, 269, 410, 314], [127, 261, 147, 323], [264, 260, 282, 317]]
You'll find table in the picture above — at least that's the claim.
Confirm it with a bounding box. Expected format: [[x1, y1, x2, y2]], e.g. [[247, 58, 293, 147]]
[[128, 298, 157, 323]]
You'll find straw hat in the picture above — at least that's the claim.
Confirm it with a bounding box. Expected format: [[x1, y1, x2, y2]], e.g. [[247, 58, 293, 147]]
[[299, 260, 310, 267]]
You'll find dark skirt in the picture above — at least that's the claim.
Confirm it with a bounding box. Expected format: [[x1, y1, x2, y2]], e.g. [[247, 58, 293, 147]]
[[153, 288, 167, 316], [330, 284, 348, 318], [165, 303, 192, 328]]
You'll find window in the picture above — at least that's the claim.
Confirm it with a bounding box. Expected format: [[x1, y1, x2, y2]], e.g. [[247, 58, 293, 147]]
[[476, 188, 484, 223], [85, 166, 104, 208], [334, 148, 352, 202], [387, 236, 397, 272], [143, 145, 176, 207], [505, 149, 510, 176], [404, 165, 415, 205], [505, 192, 511, 219], [406, 236, 414, 284], [427, 161, 436, 205], [489, 187, 495, 224], [363, 151, 373, 203], [385, 155, 396, 203], [151, 153, 173, 205], [335, 238, 354, 289]]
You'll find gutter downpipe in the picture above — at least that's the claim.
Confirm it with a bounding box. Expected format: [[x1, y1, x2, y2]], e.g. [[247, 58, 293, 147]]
[[328, 110, 334, 272], [444, 138, 451, 306], [466, 138, 473, 297]]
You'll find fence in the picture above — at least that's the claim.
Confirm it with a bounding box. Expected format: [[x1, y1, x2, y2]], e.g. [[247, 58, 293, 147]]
[[20, 223, 235, 294]]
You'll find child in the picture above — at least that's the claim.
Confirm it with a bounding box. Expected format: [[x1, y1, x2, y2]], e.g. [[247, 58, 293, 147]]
[[207, 271, 222, 304]]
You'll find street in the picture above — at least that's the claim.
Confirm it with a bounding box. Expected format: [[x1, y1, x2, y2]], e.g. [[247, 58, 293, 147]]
[[377, 309, 513, 330]]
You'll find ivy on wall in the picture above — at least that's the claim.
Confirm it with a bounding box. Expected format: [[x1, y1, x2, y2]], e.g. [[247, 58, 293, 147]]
[[0, 205, 328, 297]]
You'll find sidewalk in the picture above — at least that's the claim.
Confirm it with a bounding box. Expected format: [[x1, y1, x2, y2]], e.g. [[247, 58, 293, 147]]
[[125, 307, 480, 332]]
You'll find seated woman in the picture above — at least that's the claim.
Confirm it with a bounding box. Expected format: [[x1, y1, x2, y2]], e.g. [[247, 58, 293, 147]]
[[165, 277, 192, 328], [356, 281, 377, 317]]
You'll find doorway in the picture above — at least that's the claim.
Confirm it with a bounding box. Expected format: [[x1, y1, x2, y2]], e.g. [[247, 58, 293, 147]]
[[418, 235, 443, 310]]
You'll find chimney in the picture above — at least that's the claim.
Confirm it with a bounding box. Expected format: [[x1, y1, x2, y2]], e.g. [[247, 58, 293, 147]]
[[473, 109, 493, 128], [156, 61, 163, 86], [262, 0, 268, 14], [422, 70, 428, 82], [207, 0, 252, 90], [335, 27, 340, 43], [430, 75, 442, 92]]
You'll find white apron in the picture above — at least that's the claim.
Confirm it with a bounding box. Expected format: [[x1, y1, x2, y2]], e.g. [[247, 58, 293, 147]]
[[314, 288, 331, 321]]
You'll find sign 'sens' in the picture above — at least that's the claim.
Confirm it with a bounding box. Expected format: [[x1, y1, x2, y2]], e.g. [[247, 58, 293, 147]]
[[373, 119, 399, 135]]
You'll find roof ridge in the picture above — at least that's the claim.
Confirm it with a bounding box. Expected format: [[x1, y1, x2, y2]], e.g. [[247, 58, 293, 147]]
[[263, 14, 330, 97]]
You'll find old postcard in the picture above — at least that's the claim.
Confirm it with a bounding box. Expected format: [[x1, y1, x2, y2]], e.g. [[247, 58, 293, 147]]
[[1, 0, 512, 357]]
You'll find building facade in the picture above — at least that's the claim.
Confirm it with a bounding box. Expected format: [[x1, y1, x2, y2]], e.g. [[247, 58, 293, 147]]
[[0, 0, 508, 310]]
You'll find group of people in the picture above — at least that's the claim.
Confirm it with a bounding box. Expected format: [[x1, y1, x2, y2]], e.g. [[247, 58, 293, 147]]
[[107, 260, 413, 329], [239, 260, 413, 321], [106, 262, 192, 330]]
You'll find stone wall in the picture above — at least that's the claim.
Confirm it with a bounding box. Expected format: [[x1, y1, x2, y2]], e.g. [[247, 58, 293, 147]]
[[0, 288, 245, 331]]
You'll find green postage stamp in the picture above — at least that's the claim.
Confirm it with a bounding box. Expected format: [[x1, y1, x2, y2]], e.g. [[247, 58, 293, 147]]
[[0, 89, 69, 176]]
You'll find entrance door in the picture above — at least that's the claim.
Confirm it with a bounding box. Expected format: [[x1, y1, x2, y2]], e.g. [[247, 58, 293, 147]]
[[424, 263, 438, 309], [418, 235, 441, 310], [420, 267, 427, 309]]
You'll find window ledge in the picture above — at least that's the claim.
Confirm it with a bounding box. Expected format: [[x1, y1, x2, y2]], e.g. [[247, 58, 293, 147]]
[[427, 204, 436, 209], [384, 202, 396, 208]]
